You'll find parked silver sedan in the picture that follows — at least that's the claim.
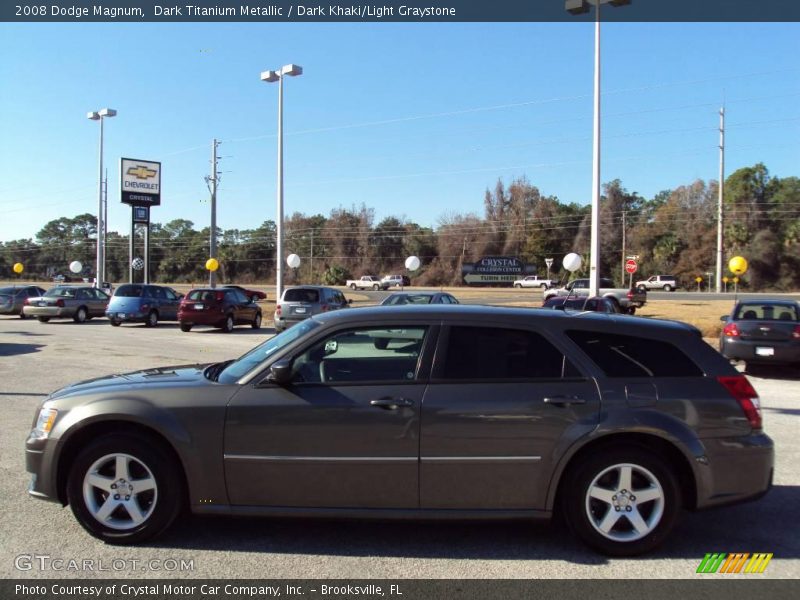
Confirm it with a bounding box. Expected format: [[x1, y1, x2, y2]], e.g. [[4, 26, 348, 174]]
[[0, 285, 47, 318], [23, 285, 111, 323]]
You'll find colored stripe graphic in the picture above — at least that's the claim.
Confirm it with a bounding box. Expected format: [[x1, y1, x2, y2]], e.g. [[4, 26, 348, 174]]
[[697, 553, 773, 574]]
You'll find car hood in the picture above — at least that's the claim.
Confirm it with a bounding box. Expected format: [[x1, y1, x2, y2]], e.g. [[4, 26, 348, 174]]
[[48, 364, 212, 401]]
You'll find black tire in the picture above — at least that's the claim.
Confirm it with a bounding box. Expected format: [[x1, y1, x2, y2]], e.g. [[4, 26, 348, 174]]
[[110, 319, 121, 327], [179, 323, 192, 332], [221, 314, 234, 333], [145, 310, 158, 328], [372, 284, 380, 291], [663, 284, 673, 292], [561, 446, 681, 556], [66, 432, 184, 545], [252, 312, 262, 330], [37, 316, 50, 323], [349, 283, 357, 290], [514, 283, 522, 288], [627, 307, 637, 315], [19, 310, 27, 319], [74, 307, 88, 324]]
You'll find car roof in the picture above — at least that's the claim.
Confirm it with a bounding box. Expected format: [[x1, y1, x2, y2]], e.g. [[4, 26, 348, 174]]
[[311, 304, 697, 333]]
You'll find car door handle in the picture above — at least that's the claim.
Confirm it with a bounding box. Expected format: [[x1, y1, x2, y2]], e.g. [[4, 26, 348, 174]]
[[370, 398, 414, 410], [543, 396, 586, 406]]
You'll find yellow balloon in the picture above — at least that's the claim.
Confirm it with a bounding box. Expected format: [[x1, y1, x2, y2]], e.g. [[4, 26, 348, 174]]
[[205, 258, 219, 272], [728, 256, 748, 276], [13, 262, 24, 274]]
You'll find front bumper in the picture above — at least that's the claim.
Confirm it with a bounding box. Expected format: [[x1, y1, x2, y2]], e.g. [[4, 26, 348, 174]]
[[694, 432, 774, 510], [25, 434, 60, 504]]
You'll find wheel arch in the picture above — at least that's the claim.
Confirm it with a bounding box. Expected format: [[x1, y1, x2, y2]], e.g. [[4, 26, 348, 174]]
[[54, 418, 189, 507], [549, 432, 698, 514]]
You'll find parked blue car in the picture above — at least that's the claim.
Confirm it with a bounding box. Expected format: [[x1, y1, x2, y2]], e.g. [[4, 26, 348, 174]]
[[106, 284, 183, 327]]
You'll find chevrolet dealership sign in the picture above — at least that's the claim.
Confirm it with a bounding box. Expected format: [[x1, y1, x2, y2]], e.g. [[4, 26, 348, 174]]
[[121, 158, 161, 206]]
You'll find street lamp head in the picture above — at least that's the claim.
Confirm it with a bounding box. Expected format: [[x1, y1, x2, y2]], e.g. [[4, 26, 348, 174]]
[[280, 64, 303, 77], [87, 112, 101, 121], [98, 108, 117, 118], [260, 70, 280, 83], [565, 0, 590, 14]]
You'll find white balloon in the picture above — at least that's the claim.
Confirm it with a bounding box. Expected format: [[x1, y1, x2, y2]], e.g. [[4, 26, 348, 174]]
[[405, 255, 421, 271], [286, 253, 301, 269], [69, 261, 82, 274], [562, 253, 582, 272]]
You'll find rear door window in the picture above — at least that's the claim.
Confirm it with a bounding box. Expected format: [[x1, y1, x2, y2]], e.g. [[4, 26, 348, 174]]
[[441, 326, 576, 380], [566, 330, 703, 377]]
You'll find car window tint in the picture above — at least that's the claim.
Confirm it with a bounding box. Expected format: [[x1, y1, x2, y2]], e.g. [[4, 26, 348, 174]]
[[292, 327, 428, 384], [116, 285, 143, 298], [736, 303, 797, 321], [443, 326, 569, 380], [284, 288, 319, 303], [566, 330, 703, 377]]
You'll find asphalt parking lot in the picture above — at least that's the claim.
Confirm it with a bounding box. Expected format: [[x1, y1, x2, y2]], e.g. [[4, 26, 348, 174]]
[[0, 314, 798, 579]]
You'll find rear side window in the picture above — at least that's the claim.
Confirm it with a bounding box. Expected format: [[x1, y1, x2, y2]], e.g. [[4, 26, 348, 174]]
[[284, 288, 320, 303], [566, 330, 703, 377], [442, 326, 575, 380]]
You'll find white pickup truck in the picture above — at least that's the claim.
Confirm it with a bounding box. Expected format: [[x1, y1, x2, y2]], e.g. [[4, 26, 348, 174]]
[[513, 275, 553, 289], [346, 276, 388, 291], [635, 275, 678, 292], [543, 277, 647, 314]]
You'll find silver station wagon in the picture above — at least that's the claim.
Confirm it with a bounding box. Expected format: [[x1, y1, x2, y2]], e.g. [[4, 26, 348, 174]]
[[25, 306, 773, 555]]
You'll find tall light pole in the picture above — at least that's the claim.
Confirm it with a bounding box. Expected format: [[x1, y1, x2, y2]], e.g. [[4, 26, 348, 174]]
[[566, 0, 630, 296], [87, 108, 116, 288], [261, 64, 303, 302], [716, 106, 725, 293]]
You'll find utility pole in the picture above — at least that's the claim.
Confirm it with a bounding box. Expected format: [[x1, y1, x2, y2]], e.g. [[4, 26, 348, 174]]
[[716, 106, 725, 293], [309, 230, 314, 282], [620, 210, 627, 284], [102, 168, 108, 286], [206, 139, 221, 287]]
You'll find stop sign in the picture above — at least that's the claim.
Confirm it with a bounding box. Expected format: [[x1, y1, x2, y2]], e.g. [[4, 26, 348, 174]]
[[625, 259, 638, 274]]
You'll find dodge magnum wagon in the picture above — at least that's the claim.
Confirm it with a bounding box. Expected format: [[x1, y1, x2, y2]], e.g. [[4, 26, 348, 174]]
[[25, 306, 773, 555]]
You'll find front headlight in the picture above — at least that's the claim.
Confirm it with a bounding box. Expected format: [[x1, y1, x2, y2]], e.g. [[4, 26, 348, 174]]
[[32, 408, 58, 439]]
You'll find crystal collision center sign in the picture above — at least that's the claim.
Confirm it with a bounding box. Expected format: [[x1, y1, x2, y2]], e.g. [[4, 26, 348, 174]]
[[462, 256, 527, 285], [121, 158, 161, 206]]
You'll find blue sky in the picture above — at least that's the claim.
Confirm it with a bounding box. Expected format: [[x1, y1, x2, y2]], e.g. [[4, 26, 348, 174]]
[[0, 22, 798, 241]]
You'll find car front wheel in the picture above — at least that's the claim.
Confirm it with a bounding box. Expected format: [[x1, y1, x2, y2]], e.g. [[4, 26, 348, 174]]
[[221, 315, 234, 333], [179, 323, 192, 332], [145, 311, 158, 327], [252, 312, 262, 329], [561, 447, 680, 556], [74, 307, 88, 323], [66, 433, 183, 544]]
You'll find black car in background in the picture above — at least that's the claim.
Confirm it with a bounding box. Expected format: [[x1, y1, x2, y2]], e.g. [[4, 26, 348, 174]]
[[25, 306, 773, 556], [0, 285, 47, 318], [720, 299, 800, 369], [380, 292, 459, 305]]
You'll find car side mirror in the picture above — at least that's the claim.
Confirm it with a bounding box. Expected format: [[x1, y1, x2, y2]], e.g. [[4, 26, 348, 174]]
[[266, 359, 293, 385], [720, 315, 729, 321]]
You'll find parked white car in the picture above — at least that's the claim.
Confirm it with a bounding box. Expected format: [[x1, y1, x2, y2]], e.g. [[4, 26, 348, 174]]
[[513, 275, 552, 289]]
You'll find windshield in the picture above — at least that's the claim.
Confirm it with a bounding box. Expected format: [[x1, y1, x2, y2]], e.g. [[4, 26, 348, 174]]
[[217, 319, 321, 384]]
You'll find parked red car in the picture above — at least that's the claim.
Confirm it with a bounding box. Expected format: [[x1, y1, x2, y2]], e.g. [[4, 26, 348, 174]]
[[178, 287, 262, 333], [221, 285, 267, 302]]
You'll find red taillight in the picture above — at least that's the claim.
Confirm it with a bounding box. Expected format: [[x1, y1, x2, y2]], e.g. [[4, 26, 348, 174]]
[[792, 325, 800, 339], [55, 299, 65, 308], [275, 305, 282, 317], [23, 298, 30, 305], [627, 290, 634, 299], [723, 322, 740, 337], [717, 375, 762, 430]]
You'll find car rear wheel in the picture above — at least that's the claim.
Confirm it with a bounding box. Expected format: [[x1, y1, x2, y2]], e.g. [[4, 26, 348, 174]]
[[221, 315, 234, 333], [372, 284, 380, 291], [179, 323, 192, 332], [562, 447, 680, 556], [145, 311, 158, 328], [19, 310, 27, 319], [74, 307, 88, 323], [252, 312, 262, 329], [66, 433, 183, 545], [663, 284, 673, 292], [349, 283, 357, 290], [514, 283, 522, 288], [37, 316, 50, 323], [110, 319, 121, 327], [627, 307, 637, 315]]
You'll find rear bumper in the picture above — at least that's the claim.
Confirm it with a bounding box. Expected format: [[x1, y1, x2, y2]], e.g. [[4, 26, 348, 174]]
[[694, 432, 774, 510], [106, 311, 146, 323], [22, 307, 72, 318], [274, 315, 309, 331], [720, 337, 800, 365], [178, 311, 224, 326]]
